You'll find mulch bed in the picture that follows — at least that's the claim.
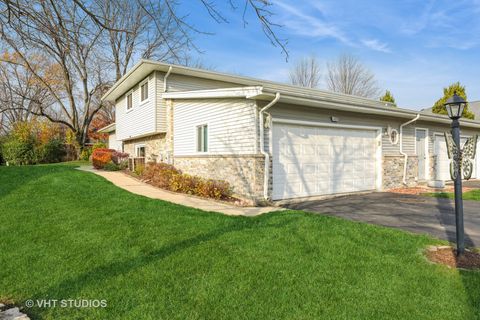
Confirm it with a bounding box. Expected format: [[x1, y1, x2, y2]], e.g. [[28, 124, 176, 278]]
[[425, 246, 480, 270], [389, 186, 473, 195]]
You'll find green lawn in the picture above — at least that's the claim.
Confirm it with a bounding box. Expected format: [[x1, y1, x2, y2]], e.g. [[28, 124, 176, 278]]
[[427, 189, 480, 201], [1, 164, 480, 319]]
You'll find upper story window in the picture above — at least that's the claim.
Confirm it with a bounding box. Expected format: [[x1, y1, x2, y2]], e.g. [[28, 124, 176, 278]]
[[126, 92, 133, 110], [197, 124, 208, 152], [140, 80, 149, 102]]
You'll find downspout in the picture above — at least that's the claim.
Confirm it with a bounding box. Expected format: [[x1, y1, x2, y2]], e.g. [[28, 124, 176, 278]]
[[163, 66, 173, 163], [400, 114, 420, 185], [259, 92, 281, 201], [163, 66, 173, 92]]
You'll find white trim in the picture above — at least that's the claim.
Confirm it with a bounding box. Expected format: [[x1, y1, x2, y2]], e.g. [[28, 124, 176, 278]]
[[135, 143, 146, 157], [415, 127, 430, 180], [139, 78, 150, 105], [272, 118, 383, 192], [195, 123, 209, 154], [162, 86, 264, 100], [272, 118, 382, 131]]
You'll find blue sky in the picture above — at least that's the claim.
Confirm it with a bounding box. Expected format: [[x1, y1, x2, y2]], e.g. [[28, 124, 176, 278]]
[[181, 0, 480, 109]]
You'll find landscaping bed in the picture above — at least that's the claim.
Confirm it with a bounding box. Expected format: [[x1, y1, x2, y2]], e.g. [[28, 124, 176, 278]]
[[426, 246, 480, 270]]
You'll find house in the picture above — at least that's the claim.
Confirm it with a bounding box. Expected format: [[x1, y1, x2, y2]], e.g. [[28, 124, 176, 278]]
[[100, 59, 480, 203], [422, 100, 480, 121]]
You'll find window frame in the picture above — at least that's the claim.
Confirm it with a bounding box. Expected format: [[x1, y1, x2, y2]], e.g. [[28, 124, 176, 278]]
[[135, 144, 146, 157], [125, 90, 134, 112], [196, 124, 208, 153], [139, 78, 149, 104]]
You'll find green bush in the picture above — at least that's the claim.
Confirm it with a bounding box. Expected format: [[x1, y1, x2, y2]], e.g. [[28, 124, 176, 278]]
[[92, 141, 107, 153], [103, 162, 120, 171], [37, 138, 66, 163], [2, 137, 37, 165], [79, 147, 92, 161]]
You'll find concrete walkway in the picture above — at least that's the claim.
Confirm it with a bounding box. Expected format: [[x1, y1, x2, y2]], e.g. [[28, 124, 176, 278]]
[[78, 166, 281, 216]]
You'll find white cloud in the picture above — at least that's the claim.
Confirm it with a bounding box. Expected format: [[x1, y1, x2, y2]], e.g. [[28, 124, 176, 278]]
[[274, 0, 353, 45], [361, 39, 391, 53]]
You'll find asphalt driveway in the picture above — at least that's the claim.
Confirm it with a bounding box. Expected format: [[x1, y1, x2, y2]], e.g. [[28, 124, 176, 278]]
[[285, 192, 480, 247]]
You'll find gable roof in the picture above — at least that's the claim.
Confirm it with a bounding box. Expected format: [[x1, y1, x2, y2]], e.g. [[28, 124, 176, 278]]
[[102, 59, 480, 129], [421, 101, 480, 120]]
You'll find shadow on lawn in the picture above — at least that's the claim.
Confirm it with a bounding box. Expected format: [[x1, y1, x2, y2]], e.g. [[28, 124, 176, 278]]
[[434, 195, 480, 316], [25, 213, 294, 316], [0, 165, 67, 200]]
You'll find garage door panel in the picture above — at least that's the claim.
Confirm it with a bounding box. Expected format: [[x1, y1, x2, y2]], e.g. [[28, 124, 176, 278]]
[[272, 123, 378, 200]]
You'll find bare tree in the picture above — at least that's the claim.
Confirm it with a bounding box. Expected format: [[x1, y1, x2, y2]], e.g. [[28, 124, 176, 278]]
[[0, 0, 108, 148], [326, 54, 380, 98], [289, 56, 321, 88]]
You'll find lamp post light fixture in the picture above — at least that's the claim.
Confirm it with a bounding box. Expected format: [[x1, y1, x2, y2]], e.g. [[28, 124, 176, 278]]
[[444, 93, 467, 256]]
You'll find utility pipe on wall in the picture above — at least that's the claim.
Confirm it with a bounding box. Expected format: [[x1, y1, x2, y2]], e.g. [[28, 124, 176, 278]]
[[399, 113, 420, 185], [259, 92, 281, 201]]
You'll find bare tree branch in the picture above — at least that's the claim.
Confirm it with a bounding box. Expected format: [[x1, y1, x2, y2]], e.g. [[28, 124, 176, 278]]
[[289, 56, 321, 88], [326, 54, 381, 98]]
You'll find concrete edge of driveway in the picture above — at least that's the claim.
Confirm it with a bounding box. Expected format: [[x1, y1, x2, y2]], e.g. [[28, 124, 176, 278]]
[[77, 165, 283, 216]]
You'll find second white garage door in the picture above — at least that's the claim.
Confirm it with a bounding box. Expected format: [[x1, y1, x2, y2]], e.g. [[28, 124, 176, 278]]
[[434, 134, 478, 181], [272, 123, 378, 200]]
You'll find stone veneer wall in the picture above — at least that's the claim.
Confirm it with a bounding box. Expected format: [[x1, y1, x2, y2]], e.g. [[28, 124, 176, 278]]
[[173, 155, 265, 202], [383, 155, 418, 189], [123, 133, 166, 162]]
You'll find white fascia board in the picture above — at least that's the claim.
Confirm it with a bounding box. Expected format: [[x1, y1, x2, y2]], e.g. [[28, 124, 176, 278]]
[[161, 86, 263, 100], [97, 123, 116, 133]]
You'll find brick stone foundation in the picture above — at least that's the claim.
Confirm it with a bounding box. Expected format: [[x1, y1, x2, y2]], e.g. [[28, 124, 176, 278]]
[[123, 134, 166, 162], [173, 154, 265, 202], [383, 155, 418, 189]]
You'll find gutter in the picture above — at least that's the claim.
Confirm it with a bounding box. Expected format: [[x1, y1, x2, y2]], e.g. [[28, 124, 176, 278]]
[[400, 114, 420, 185], [163, 66, 173, 92], [259, 92, 281, 201]]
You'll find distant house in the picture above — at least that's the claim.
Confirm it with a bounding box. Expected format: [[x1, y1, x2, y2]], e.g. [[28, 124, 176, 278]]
[[99, 59, 480, 203]]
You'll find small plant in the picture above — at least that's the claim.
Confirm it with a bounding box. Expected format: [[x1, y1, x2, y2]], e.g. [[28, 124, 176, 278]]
[[112, 151, 129, 169], [79, 147, 92, 161], [103, 162, 120, 171], [92, 141, 107, 153], [134, 164, 145, 176]]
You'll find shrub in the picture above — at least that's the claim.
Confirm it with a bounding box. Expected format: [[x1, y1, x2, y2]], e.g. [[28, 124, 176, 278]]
[[103, 162, 120, 171], [140, 163, 232, 200], [134, 164, 145, 176], [79, 147, 92, 161], [2, 137, 37, 165], [92, 141, 107, 153], [37, 138, 66, 163], [142, 163, 181, 189], [92, 148, 115, 169], [112, 151, 129, 166]]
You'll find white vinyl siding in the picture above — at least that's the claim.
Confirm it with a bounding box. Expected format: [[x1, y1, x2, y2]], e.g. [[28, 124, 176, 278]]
[[108, 132, 122, 151], [116, 73, 156, 141], [155, 71, 238, 132], [173, 99, 256, 155]]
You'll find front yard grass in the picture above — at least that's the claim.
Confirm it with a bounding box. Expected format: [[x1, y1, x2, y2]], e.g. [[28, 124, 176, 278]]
[[1, 164, 480, 319], [426, 189, 480, 201]]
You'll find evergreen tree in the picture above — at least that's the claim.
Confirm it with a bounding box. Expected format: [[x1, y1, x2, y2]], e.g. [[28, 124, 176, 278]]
[[380, 90, 396, 106], [432, 82, 475, 120]]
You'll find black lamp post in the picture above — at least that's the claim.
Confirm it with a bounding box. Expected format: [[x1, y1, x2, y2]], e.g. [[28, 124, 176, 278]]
[[444, 93, 467, 256]]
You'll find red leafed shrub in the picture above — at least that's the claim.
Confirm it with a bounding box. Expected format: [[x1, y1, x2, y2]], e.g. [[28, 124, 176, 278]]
[[141, 163, 232, 200], [142, 162, 181, 189], [92, 148, 115, 169]]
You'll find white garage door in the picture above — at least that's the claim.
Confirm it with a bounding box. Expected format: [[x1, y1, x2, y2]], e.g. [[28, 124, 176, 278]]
[[272, 123, 378, 200], [434, 135, 478, 181]]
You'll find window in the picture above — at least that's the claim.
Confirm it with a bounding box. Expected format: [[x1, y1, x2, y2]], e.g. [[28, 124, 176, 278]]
[[140, 80, 148, 102], [135, 144, 146, 157], [126, 92, 133, 110], [196, 125, 208, 152]]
